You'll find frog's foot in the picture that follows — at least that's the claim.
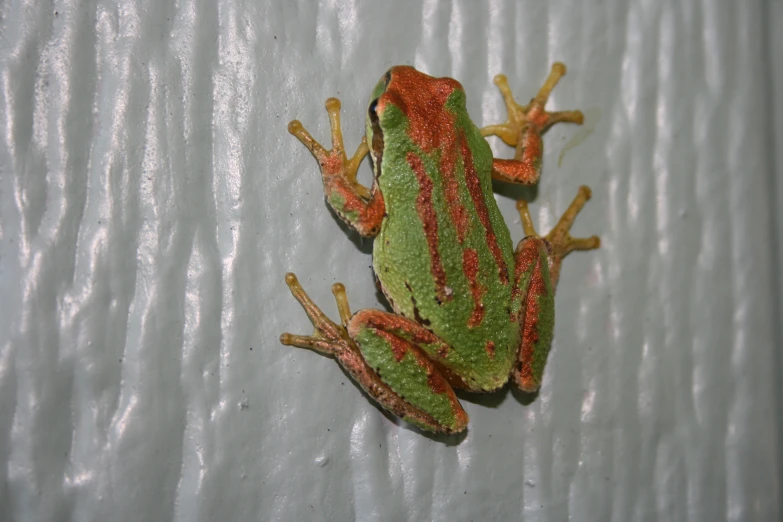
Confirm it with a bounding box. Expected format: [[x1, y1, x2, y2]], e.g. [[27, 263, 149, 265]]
[[517, 185, 600, 289], [481, 63, 584, 185], [289, 98, 370, 198], [289, 100, 385, 237], [280, 273, 468, 433], [280, 272, 355, 356]]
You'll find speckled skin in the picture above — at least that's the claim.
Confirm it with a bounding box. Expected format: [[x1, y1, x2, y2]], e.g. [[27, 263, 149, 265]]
[[282, 65, 599, 433]]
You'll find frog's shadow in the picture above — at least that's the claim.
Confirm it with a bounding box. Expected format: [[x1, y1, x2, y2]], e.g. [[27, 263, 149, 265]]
[[456, 385, 538, 409], [355, 375, 539, 444], [492, 181, 538, 210], [404, 386, 538, 444], [328, 206, 374, 256]]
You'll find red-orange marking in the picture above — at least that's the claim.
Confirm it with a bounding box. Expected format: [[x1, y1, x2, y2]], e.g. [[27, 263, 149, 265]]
[[407, 152, 450, 303], [359, 310, 440, 346], [375, 330, 457, 401], [462, 248, 486, 328], [511, 239, 540, 323], [515, 243, 547, 390], [376, 66, 462, 154], [379, 67, 471, 243], [321, 151, 386, 236], [440, 140, 470, 243], [519, 128, 543, 179], [427, 373, 449, 395], [376, 330, 411, 363], [485, 340, 496, 359], [460, 138, 509, 284]]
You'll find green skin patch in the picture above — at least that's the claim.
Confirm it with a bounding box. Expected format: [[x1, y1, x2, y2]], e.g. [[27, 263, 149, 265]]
[[283, 64, 598, 433]]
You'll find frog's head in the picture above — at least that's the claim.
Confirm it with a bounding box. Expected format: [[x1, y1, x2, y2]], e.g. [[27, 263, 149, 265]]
[[366, 66, 465, 175]]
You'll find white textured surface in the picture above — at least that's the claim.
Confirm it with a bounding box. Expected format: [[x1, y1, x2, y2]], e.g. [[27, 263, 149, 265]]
[[0, 1, 779, 520]]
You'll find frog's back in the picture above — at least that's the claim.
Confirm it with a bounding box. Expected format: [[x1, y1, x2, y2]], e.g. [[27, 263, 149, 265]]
[[368, 67, 520, 385]]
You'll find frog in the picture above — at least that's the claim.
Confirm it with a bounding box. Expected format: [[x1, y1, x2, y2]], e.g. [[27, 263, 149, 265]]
[[280, 63, 599, 433]]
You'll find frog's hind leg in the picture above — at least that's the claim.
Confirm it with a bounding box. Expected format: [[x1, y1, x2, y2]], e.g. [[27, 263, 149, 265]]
[[481, 62, 584, 185], [510, 234, 555, 392], [510, 186, 600, 392], [280, 273, 468, 433]]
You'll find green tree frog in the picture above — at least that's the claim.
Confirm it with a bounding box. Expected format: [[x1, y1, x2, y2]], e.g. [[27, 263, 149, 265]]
[[281, 63, 599, 433]]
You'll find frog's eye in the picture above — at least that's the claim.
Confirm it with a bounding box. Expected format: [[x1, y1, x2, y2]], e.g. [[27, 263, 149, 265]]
[[368, 99, 379, 120]]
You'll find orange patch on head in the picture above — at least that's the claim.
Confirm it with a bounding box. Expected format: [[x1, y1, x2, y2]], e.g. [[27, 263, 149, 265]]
[[376, 66, 463, 153], [378, 68, 469, 245]]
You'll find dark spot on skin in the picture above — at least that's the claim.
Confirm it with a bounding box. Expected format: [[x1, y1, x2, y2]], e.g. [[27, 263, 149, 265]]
[[485, 340, 496, 359], [405, 281, 431, 326], [412, 300, 431, 326]]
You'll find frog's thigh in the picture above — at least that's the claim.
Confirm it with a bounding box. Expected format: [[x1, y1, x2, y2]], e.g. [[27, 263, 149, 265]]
[[347, 310, 468, 433], [512, 238, 555, 392]]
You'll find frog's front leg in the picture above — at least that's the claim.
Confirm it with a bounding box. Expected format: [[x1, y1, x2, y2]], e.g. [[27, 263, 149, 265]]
[[511, 186, 600, 392], [280, 273, 468, 433], [481, 62, 584, 185], [289, 98, 385, 237]]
